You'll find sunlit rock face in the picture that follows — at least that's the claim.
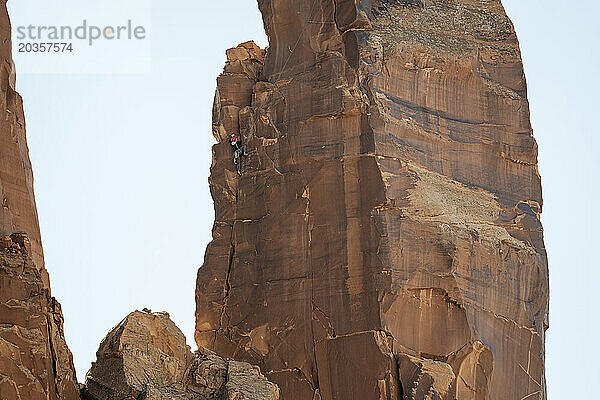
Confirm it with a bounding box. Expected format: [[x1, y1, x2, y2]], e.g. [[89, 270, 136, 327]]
[[0, 238, 79, 400], [197, 1, 548, 399], [83, 310, 280, 400], [0, 1, 46, 284], [0, 3, 80, 399]]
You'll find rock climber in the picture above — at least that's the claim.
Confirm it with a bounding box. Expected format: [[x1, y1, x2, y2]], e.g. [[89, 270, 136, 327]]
[[230, 133, 248, 175]]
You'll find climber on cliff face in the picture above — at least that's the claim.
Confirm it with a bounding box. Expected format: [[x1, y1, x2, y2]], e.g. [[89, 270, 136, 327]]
[[230, 133, 248, 175]]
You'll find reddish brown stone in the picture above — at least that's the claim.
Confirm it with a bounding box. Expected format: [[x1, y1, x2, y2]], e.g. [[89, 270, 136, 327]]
[[397, 353, 456, 400], [197, 1, 548, 399], [0, 0, 46, 284], [316, 331, 400, 400], [0, 247, 79, 400], [0, 3, 79, 399], [83, 310, 279, 400]]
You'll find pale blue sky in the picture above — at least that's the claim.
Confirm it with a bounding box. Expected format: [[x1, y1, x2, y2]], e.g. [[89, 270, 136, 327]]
[[8, 1, 599, 398]]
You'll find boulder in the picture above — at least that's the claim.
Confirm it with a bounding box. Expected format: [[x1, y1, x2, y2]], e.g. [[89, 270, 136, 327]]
[[83, 310, 279, 400]]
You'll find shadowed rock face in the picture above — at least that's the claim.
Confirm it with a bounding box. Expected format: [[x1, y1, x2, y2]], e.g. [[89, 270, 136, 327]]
[[0, 2, 79, 399], [196, 1, 548, 400]]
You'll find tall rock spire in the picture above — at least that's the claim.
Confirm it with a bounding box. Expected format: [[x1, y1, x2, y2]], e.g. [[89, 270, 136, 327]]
[[198, 1, 548, 399], [0, 0, 46, 285], [0, 2, 79, 398]]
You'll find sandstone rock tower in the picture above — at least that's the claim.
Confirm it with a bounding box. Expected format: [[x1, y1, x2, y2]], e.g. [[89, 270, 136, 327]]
[[0, 2, 79, 399], [196, 1, 548, 399]]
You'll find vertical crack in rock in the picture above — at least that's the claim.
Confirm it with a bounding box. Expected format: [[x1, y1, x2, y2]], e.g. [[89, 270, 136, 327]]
[[44, 311, 60, 394], [199, 1, 548, 399], [304, 184, 320, 393], [218, 241, 235, 344]]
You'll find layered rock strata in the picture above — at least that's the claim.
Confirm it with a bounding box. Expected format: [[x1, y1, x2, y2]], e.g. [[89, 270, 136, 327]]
[[196, 1, 548, 400], [0, 236, 79, 400], [83, 310, 279, 400], [0, 2, 79, 399]]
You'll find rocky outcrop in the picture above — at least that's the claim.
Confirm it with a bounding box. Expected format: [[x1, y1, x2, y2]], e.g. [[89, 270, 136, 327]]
[[0, 2, 79, 399], [197, 1, 548, 400], [83, 310, 279, 400], [185, 349, 279, 400], [0, 235, 79, 400], [83, 311, 191, 400], [397, 353, 455, 400]]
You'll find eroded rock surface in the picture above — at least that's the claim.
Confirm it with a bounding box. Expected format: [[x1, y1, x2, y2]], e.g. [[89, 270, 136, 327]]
[[0, 0, 46, 283], [0, 2, 79, 399], [83, 310, 279, 400], [83, 311, 192, 400], [0, 237, 79, 400], [397, 353, 455, 400], [197, 1, 548, 399]]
